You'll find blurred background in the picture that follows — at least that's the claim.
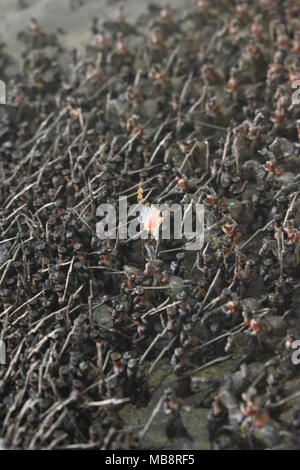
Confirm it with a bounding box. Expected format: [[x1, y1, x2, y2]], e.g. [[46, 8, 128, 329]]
[[0, 0, 191, 59]]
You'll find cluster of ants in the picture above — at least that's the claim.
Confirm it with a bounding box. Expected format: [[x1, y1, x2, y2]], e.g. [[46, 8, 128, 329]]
[[1, 0, 300, 450]]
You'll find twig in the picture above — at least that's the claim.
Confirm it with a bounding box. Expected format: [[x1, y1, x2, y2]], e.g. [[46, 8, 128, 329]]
[[139, 396, 164, 441], [239, 219, 274, 251], [190, 354, 232, 375], [139, 326, 168, 364], [62, 256, 75, 302], [148, 336, 177, 375], [86, 398, 131, 407], [148, 132, 173, 166]]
